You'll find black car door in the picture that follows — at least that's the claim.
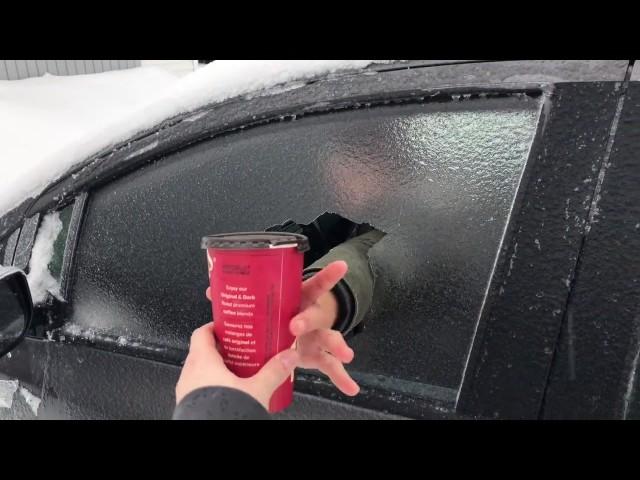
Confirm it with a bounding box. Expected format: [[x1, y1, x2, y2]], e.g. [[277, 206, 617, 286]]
[[0, 60, 633, 419]]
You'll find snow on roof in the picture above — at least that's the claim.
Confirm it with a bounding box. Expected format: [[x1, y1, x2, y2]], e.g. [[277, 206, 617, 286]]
[[0, 60, 394, 217]]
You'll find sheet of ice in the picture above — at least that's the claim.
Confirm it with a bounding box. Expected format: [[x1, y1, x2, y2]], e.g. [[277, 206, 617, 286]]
[[19, 386, 41, 416], [26, 211, 63, 303], [0, 379, 19, 408], [0, 60, 394, 216]]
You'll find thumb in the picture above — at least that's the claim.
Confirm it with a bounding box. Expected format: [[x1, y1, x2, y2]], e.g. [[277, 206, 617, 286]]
[[249, 349, 300, 399]]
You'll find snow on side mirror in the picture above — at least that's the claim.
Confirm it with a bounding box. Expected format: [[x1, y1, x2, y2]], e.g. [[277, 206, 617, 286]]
[[0, 266, 33, 358]]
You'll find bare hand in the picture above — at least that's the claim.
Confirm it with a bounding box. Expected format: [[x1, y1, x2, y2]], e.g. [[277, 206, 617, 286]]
[[176, 322, 299, 409], [289, 261, 360, 396]]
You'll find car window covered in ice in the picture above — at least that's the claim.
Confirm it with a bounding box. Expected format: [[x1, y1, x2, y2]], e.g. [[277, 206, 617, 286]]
[[68, 95, 541, 398]]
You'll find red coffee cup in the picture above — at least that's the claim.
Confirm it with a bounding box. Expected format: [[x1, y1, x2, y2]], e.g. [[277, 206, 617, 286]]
[[201, 232, 309, 413]]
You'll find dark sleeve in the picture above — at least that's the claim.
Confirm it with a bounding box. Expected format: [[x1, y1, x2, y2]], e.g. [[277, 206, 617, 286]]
[[303, 229, 385, 336], [173, 387, 271, 420]]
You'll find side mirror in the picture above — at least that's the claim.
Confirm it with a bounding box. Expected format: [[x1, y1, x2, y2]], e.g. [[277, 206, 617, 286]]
[[0, 266, 33, 358]]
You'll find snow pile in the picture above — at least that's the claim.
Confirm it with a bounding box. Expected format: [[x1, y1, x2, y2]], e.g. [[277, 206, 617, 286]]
[[0, 60, 395, 216], [26, 211, 63, 303], [19, 386, 41, 416], [0, 379, 19, 408], [0, 66, 178, 216], [0, 380, 42, 415]]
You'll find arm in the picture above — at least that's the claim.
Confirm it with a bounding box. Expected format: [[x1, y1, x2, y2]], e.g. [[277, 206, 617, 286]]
[[173, 387, 270, 420], [304, 229, 385, 335], [285, 229, 384, 396]]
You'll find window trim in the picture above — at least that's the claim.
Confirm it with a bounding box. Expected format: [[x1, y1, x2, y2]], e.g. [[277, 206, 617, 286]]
[[59, 193, 88, 301], [2, 228, 21, 266], [12, 214, 40, 271]]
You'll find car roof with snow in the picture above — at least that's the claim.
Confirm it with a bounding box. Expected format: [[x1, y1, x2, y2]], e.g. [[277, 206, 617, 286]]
[[0, 59, 628, 240]]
